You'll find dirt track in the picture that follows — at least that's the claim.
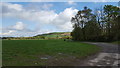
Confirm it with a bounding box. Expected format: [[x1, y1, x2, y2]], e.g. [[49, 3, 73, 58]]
[[80, 42, 119, 67]]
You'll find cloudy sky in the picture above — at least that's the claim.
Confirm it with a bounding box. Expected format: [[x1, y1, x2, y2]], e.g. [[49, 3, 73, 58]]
[[0, 1, 118, 37]]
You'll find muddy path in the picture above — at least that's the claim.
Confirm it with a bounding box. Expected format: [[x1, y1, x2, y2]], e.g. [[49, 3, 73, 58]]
[[79, 42, 120, 66]]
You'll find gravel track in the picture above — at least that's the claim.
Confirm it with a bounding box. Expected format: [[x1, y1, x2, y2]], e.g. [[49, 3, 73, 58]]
[[81, 42, 119, 67]]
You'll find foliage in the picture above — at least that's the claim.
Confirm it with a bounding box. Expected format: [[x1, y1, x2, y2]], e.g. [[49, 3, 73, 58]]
[[71, 5, 120, 42]]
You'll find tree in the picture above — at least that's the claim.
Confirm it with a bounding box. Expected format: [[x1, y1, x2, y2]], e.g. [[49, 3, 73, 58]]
[[71, 23, 83, 41], [71, 6, 98, 41], [103, 5, 120, 41], [111, 15, 120, 41], [71, 5, 120, 41], [94, 7, 105, 34], [84, 15, 101, 41]]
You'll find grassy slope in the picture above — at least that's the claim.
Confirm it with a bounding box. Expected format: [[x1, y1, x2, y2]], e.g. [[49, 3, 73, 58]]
[[36, 32, 71, 38], [3, 40, 100, 66], [111, 41, 120, 45]]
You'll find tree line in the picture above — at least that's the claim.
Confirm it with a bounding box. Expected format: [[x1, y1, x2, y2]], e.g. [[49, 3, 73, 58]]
[[71, 5, 120, 42]]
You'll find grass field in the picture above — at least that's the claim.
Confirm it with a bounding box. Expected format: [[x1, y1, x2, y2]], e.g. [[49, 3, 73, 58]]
[[45, 34, 64, 37], [111, 41, 120, 45], [3, 40, 100, 66]]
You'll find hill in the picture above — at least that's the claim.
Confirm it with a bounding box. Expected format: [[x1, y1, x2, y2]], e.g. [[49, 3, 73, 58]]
[[2, 32, 71, 40], [34, 32, 71, 39], [36, 32, 70, 36]]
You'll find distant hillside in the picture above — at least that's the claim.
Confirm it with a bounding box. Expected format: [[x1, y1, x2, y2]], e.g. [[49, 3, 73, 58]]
[[2, 32, 71, 40], [34, 32, 71, 39], [36, 32, 70, 36]]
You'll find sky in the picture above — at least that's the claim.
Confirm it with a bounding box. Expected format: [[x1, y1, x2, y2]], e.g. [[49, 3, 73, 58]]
[[1, 0, 120, 2], [0, 1, 119, 37]]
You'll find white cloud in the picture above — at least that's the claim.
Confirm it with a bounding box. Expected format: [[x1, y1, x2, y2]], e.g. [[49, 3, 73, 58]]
[[0, 30, 16, 36], [2, 3, 57, 24], [42, 4, 53, 10], [102, 0, 106, 2], [1, 2, 23, 12], [92, 0, 107, 3], [7, 4, 23, 11], [1, 21, 34, 37], [52, 8, 78, 30], [68, 1, 76, 5], [1, 2, 78, 37], [1, 0, 120, 2], [30, 0, 54, 2], [13, 22, 25, 30], [24, 3, 53, 11]]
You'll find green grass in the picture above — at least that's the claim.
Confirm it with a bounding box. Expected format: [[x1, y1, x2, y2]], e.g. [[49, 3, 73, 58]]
[[45, 35, 62, 37], [3, 39, 100, 66], [111, 41, 120, 45], [36, 32, 70, 38]]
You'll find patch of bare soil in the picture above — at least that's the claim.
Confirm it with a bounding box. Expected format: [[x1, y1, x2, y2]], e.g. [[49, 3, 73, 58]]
[[81, 42, 119, 67]]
